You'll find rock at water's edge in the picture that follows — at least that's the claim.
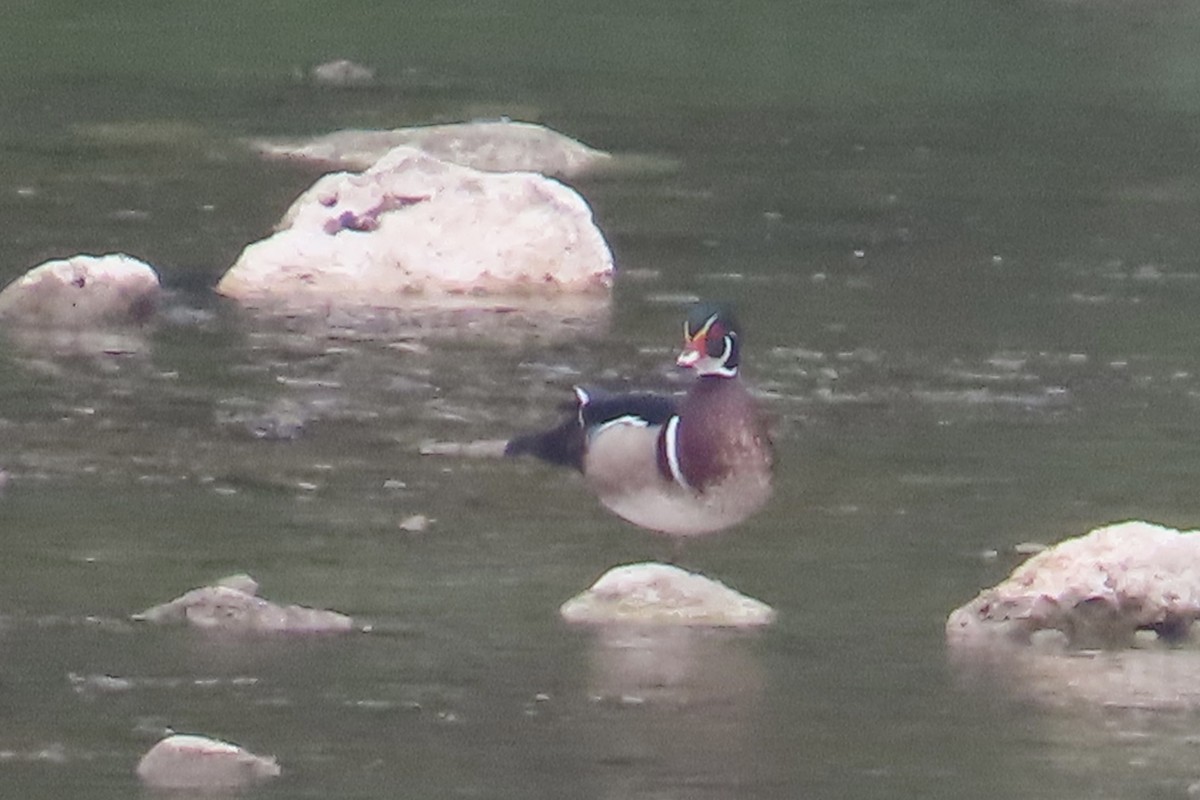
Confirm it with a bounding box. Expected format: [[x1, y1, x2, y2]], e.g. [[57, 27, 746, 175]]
[[136, 734, 280, 789], [947, 520, 1200, 648], [561, 562, 776, 628]]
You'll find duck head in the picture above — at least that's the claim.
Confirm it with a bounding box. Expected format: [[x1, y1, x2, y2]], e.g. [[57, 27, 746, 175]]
[[676, 302, 740, 377]]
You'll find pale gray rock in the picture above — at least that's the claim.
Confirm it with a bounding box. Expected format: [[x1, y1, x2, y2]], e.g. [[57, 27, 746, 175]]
[[216, 147, 613, 311], [947, 520, 1200, 648], [136, 734, 280, 789], [133, 573, 355, 634], [560, 562, 776, 628], [251, 119, 612, 177], [0, 253, 160, 327]]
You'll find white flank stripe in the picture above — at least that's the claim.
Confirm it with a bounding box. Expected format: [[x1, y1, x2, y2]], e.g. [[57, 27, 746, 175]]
[[664, 416, 692, 490]]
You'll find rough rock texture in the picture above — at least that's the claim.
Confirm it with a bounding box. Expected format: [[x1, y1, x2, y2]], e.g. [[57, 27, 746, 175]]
[[560, 562, 776, 628], [947, 520, 1200, 648], [251, 119, 612, 177], [216, 147, 613, 311], [0, 253, 159, 327], [136, 734, 280, 789], [133, 573, 355, 634]]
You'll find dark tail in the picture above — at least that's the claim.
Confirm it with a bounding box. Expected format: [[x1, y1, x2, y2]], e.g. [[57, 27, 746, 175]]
[[504, 416, 585, 471]]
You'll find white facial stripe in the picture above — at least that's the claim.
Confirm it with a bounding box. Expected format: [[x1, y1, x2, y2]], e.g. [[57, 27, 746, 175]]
[[684, 334, 737, 377], [663, 415, 693, 490]]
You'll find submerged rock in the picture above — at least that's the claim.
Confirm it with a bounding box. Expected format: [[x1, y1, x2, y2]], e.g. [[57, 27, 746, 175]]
[[0, 253, 160, 327], [308, 58, 376, 87], [560, 562, 776, 628], [947, 520, 1200, 648], [216, 397, 310, 440], [133, 573, 355, 634], [136, 734, 280, 789], [216, 146, 613, 312], [418, 439, 508, 458], [251, 119, 612, 177]]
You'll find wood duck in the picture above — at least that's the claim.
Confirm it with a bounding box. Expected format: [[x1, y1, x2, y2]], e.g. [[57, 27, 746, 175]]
[[505, 302, 773, 538]]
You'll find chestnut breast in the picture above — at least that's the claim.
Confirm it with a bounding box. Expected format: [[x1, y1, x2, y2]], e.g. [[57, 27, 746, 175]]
[[675, 376, 773, 492]]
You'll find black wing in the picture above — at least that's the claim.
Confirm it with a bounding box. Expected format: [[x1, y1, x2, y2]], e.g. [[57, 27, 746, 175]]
[[504, 386, 678, 471], [576, 387, 677, 429]]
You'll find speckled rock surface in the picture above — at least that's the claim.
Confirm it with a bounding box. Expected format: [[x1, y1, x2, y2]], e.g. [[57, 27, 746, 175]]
[[136, 734, 280, 789], [560, 562, 776, 628], [947, 520, 1200, 648], [0, 253, 159, 327], [133, 573, 356, 634], [216, 146, 613, 312], [251, 119, 612, 177]]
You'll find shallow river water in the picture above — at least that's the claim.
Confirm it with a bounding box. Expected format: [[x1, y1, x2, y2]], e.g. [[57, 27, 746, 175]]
[[7, 2, 1200, 799]]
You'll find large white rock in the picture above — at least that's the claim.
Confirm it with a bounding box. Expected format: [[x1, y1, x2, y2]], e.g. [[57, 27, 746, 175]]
[[216, 147, 613, 311], [250, 119, 612, 177], [947, 520, 1200, 648], [560, 562, 776, 628], [133, 573, 356, 634], [0, 253, 160, 327], [136, 734, 280, 789]]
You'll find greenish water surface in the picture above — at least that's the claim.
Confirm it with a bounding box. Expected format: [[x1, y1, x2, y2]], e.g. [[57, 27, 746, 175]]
[[5, 2, 1200, 798]]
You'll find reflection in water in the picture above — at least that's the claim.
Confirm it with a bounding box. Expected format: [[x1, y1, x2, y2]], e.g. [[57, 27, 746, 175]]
[[580, 625, 768, 799], [950, 639, 1200, 711], [226, 296, 613, 348], [1, 326, 152, 358], [950, 642, 1200, 796]]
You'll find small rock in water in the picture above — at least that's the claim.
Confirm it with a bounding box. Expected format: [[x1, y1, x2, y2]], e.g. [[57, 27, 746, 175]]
[[560, 562, 776, 628], [136, 734, 280, 789], [397, 514, 431, 532], [132, 573, 355, 634], [0, 252, 160, 327]]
